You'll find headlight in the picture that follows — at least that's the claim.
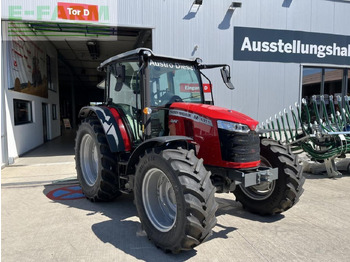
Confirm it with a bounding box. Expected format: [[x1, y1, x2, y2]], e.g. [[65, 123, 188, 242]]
[[217, 120, 250, 133]]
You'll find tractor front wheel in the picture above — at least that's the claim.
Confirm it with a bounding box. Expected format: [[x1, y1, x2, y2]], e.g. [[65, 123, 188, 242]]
[[75, 117, 121, 201], [233, 138, 305, 215], [134, 148, 218, 253]]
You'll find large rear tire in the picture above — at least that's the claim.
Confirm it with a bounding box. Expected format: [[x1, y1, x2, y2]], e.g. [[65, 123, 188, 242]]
[[134, 148, 218, 253], [233, 138, 305, 215], [75, 118, 121, 201]]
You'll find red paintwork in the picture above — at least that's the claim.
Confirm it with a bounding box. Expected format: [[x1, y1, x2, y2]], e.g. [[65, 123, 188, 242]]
[[171, 103, 259, 130], [108, 107, 132, 152], [169, 103, 260, 169]]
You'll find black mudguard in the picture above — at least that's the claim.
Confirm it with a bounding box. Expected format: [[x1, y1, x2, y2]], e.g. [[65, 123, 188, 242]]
[[126, 136, 193, 175], [78, 106, 125, 152]]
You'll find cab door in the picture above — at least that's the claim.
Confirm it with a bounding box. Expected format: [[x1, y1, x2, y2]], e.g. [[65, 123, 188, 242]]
[[108, 61, 142, 145]]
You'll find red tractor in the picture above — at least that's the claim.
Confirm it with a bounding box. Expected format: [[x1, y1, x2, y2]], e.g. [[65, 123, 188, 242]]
[[75, 48, 304, 253]]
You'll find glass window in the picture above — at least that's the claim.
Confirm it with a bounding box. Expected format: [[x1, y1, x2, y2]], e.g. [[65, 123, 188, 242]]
[[108, 61, 142, 142], [52, 104, 57, 120], [47, 55, 55, 91], [149, 60, 202, 106], [302, 67, 349, 104], [346, 69, 350, 95], [302, 68, 322, 104], [109, 61, 140, 109], [324, 68, 343, 97], [14, 99, 32, 125]]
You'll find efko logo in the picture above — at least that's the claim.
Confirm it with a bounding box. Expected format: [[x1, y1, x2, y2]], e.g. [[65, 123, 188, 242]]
[[234, 27, 350, 65]]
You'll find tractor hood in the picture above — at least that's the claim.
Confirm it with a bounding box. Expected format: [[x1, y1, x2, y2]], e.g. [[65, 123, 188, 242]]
[[170, 102, 259, 131]]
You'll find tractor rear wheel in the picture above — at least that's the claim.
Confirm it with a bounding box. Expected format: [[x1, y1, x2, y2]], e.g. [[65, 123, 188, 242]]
[[233, 138, 305, 215], [75, 117, 121, 201], [134, 148, 218, 253]]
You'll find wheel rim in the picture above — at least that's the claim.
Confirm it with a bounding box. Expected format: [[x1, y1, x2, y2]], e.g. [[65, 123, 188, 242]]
[[80, 134, 99, 186], [239, 157, 276, 200], [142, 168, 177, 232]]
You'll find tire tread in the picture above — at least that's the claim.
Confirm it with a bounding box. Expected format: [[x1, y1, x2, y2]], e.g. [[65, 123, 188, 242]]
[[75, 117, 121, 202], [135, 148, 217, 253]]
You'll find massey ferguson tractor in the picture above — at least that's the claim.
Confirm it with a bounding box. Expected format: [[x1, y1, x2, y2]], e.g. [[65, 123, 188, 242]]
[[75, 48, 304, 253]]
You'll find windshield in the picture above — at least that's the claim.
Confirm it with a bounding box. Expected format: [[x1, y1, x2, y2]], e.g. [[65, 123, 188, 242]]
[[149, 59, 203, 106]]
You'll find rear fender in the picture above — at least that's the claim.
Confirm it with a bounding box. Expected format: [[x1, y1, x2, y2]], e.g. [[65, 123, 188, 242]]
[[126, 136, 193, 175], [78, 106, 126, 152]]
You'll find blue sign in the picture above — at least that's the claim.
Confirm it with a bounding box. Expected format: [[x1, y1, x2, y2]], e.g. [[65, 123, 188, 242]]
[[234, 27, 350, 65]]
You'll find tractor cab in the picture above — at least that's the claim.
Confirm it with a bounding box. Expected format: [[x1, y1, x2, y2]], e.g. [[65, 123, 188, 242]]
[[98, 48, 211, 145]]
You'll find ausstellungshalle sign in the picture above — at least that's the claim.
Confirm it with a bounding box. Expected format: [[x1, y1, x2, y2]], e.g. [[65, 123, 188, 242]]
[[234, 27, 350, 66]]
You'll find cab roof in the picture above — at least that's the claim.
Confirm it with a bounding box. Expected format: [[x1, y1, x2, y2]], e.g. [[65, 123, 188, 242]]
[[98, 48, 197, 71]]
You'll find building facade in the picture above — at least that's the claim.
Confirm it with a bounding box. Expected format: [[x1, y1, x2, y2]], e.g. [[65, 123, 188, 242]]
[[1, 0, 350, 166]]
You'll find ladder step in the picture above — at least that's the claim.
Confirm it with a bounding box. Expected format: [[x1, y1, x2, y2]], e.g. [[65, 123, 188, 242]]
[[118, 161, 128, 166]]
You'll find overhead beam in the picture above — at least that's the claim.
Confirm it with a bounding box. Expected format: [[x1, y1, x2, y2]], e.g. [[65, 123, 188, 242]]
[[133, 29, 152, 49]]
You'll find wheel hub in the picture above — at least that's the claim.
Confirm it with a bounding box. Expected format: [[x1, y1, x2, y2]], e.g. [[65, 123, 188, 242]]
[[142, 168, 177, 232], [239, 156, 276, 200], [240, 180, 276, 200], [80, 134, 98, 186]]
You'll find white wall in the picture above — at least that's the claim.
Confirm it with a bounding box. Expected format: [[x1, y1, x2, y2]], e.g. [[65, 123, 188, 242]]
[[5, 88, 60, 158], [1, 26, 8, 166], [115, 0, 350, 122], [2, 22, 60, 160]]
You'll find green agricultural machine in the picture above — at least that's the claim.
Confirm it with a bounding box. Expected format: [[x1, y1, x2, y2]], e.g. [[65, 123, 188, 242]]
[[260, 95, 350, 177]]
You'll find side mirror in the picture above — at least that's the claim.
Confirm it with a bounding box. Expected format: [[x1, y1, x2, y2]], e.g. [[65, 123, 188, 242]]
[[220, 67, 234, 90], [114, 65, 125, 91]]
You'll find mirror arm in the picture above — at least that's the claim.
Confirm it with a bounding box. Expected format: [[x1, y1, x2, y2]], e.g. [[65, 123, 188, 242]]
[[198, 63, 229, 69], [200, 71, 214, 105], [224, 65, 231, 81]]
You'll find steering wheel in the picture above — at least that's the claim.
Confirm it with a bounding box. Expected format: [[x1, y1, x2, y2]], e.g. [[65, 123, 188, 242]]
[[159, 92, 183, 106]]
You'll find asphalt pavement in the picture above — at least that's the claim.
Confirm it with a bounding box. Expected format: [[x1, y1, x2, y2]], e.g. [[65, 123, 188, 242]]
[[2, 130, 350, 261]]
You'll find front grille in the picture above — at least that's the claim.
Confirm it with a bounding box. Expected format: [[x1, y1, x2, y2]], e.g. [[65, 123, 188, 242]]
[[218, 130, 260, 163]]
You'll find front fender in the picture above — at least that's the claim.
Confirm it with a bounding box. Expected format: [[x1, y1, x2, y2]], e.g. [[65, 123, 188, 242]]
[[79, 106, 126, 152], [126, 136, 193, 175]]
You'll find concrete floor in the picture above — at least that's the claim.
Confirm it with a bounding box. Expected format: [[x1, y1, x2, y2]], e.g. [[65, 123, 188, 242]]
[[2, 130, 350, 261]]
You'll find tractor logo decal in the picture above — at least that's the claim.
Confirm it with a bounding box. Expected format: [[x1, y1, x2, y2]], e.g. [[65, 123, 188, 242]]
[[94, 108, 119, 142], [91, 106, 125, 152], [169, 109, 213, 126]]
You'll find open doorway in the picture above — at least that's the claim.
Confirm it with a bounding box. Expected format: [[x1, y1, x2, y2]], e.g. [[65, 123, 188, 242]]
[[2, 20, 152, 160], [27, 22, 152, 129]]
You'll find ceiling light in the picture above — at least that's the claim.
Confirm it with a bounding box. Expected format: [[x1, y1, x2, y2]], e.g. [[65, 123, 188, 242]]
[[86, 40, 99, 59]]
